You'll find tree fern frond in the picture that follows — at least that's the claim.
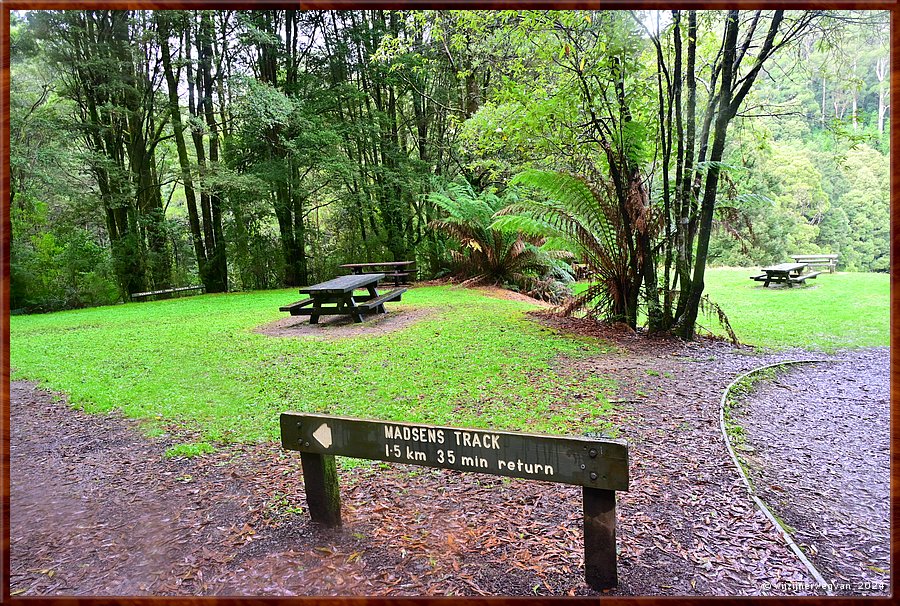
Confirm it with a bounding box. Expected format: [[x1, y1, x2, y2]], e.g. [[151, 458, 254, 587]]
[[511, 170, 618, 240]]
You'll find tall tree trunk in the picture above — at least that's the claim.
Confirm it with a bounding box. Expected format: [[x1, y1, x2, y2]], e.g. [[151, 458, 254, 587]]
[[851, 57, 858, 131], [677, 10, 739, 340], [674, 10, 697, 322], [186, 18, 217, 287], [114, 11, 171, 290], [197, 10, 228, 292], [158, 12, 208, 285]]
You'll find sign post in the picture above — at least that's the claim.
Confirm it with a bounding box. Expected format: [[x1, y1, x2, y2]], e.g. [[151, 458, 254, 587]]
[[280, 412, 629, 590], [299, 452, 342, 527]]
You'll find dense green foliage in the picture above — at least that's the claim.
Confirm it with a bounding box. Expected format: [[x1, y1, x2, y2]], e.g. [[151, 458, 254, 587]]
[[711, 142, 890, 272], [10, 287, 616, 443], [10, 10, 889, 324], [428, 179, 573, 302]]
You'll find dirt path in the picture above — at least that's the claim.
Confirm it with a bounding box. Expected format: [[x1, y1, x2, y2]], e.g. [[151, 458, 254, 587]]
[[9, 318, 889, 596], [539, 316, 825, 596], [728, 349, 890, 595], [254, 305, 438, 339]]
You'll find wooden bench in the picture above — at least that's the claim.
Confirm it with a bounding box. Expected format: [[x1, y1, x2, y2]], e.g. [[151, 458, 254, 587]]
[[789, 271, 823, 285], [131, 285, 205, 302], [279, 298, 315, 316], [749, 272, 823, 282], [790, 254, 838, 273], [356, 288, 406, 313]]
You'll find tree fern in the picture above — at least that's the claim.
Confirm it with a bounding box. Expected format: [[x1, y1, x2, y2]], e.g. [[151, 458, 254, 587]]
[[427, 178, 573, 302], [502, 169, 641, 324]]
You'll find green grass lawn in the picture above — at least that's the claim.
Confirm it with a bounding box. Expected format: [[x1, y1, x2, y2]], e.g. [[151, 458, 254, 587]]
[[575, 267, 888, 350], [10, 269, 887, 450], [10, 286, 617, 447], [701, 268, 889, 350]]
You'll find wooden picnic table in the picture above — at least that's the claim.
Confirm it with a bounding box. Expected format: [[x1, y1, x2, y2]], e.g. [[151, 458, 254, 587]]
[[340, 261, 416, 286], [790, 253, 838, 273], [341, 261, 415, 271], [130, 285, 205, 302], [279, 273, 406, 324], [750, 262, 822, 288]]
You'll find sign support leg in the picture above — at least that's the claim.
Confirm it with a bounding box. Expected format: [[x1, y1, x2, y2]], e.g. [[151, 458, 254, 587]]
[[300, 452, 342, 527], [583, 486, 617, 590]]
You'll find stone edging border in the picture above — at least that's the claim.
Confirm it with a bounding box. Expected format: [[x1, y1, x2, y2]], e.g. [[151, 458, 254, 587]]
[[719, 359, 832, 595]]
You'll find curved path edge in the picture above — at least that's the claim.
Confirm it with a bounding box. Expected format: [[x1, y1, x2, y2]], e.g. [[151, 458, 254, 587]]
[[718, 359, 832, 595]]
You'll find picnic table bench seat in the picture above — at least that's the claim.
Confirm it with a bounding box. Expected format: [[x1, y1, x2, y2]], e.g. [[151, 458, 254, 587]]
[[357, 287, 406, 312], [750, 271, 823, 283], [279, 297, 315, 315], [789, 271, 823, 284]]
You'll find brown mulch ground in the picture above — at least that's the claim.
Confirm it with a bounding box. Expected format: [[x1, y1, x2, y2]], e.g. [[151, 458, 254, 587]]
[[729, 350, 890, 595], [471, 286, 555, 308], [252, 284, 548, 340], [254, 305, 438, 339], [9, 312, 889, 596]]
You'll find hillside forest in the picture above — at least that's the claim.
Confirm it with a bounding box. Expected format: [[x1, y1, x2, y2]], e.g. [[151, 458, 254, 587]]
[[9, 10, 889, 337]]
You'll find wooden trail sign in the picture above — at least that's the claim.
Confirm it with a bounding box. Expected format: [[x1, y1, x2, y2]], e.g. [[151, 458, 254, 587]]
[[280, 412, 629, 590]]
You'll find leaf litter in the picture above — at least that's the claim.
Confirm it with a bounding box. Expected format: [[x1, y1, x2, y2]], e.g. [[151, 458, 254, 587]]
[[727, 349, 890, 595]]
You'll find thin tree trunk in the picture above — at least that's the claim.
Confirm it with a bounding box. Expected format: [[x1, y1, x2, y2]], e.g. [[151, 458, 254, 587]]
[[678, 10, 739, 340], [158, 12, 208, 284], [198, 10, 228, 292], [876, 55, 888, 133]]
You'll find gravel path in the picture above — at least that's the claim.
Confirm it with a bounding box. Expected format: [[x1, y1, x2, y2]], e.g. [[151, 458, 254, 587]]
[[728, 348, 890, 595], [9, 317, 890, 596], [541, 317, 821, 596]]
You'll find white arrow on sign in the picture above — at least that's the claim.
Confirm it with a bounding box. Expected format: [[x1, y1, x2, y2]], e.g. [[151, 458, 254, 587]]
[[312, 423, 333, 449]]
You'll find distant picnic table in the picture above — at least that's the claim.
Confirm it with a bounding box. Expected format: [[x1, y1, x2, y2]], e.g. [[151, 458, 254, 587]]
[[790, 253, 838, 273], [750, 262, 823, 288], [130, 285, 204, 302], [279, 273, 405, 324], [340, 261, 416, 287]]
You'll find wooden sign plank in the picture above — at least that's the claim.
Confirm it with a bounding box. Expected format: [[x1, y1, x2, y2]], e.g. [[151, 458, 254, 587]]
[[279, 412, 629, 591], [281, 412, 628, 490]]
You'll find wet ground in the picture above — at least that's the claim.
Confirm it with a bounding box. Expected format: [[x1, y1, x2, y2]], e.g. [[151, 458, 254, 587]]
[[9, 314, 890, 596], [729, 348, 890, 595]]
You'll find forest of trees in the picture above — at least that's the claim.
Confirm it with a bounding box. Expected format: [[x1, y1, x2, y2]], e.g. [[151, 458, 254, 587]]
[[9, 10, 889, 336]]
